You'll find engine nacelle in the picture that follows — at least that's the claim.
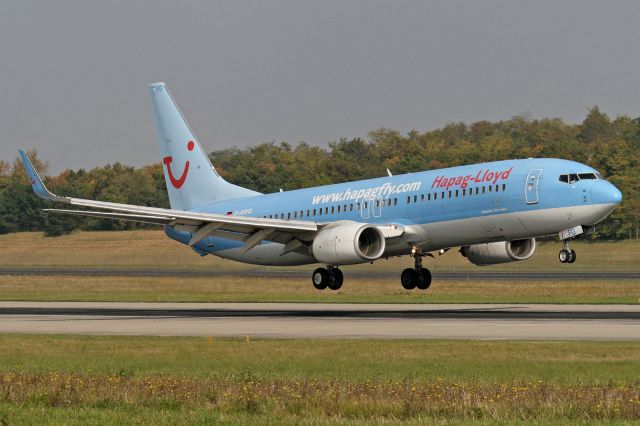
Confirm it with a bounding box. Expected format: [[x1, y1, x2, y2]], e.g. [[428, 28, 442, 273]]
[[461, 238, 536, 266], [312, 222, 386, 265]]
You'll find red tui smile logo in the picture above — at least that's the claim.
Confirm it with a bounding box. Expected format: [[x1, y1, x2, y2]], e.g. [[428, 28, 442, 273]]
[[163, 141, 195, 189]]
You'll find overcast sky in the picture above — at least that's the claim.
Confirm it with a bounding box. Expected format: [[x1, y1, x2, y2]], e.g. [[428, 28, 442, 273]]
[[1, 1, 639, 174]]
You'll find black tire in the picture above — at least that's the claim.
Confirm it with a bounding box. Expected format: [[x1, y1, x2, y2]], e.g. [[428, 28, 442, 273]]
[[328, 268, 343, 290], [568, 249, 577, 263], [558, 249, 569, 263], [312, 268, 329, 290], [416, 268, 432, 290], [401, 268, 418, 290]]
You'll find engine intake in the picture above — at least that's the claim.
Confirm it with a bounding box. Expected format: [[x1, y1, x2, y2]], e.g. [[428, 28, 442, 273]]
[[312, 222, 386, 265], [461, 238, 536, 266]]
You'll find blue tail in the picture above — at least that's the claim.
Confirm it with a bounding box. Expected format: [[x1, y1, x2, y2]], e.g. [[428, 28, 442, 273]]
[[148, 82, 259, 210]]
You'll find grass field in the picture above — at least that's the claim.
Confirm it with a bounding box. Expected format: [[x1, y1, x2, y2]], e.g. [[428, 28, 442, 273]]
[[0, 335, 638, 424], [1, 275, 639, 304], [1, 230, 639, 303], [1, 230, 639, 272], [1, 232, 639, 423]]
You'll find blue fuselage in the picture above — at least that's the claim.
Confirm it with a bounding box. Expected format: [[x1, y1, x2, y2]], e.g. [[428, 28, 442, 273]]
[[166, 158, 621, 265]]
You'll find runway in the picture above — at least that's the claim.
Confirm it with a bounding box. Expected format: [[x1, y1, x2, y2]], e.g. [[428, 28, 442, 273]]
[[1, 267, 639, 280], [1, 302, 639, 340]]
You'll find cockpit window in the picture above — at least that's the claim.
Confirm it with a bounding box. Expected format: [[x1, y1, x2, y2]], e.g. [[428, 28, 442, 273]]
[[560, 172, 603, 184], [578, 173, 597, 180]]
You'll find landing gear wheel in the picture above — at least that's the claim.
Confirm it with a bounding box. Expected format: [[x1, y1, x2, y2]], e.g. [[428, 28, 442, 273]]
[[401, 268, 418, 290], [312, 268, 329, 290], [568, 249, 577, 264], [559, 249, 570, 263], [416, 268, 432, 290], [328, 268, 343, 291]]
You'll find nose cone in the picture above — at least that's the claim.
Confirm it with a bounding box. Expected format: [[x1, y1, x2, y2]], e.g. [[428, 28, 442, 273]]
[[591, 181, 622, 205]]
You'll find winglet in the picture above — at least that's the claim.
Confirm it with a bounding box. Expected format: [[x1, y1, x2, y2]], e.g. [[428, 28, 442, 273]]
[[18, 150, 69, 203]]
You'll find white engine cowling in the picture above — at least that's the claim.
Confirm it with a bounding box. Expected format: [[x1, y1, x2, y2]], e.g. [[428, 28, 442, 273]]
[[461, 238, 536, 266], [312, 222, 386, 265]]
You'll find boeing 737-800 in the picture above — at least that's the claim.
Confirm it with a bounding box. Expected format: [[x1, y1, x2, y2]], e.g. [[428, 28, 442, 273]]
[[19, 83, 622, 290]]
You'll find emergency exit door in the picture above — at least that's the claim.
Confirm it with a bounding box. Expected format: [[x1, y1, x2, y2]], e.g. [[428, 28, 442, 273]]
[[525, 169, 542, 204]]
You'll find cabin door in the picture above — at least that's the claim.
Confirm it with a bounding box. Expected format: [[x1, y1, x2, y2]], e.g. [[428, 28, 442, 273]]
[[372, 195, 382, 218], [359, 198, 370, 219], [525, 169, 542, 204]]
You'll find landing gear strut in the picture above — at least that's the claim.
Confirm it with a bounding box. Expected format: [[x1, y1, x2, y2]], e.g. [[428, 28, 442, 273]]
[[400, 249, 432, 290], [312, 267, 343, 290], [558, 241, 576, 264]]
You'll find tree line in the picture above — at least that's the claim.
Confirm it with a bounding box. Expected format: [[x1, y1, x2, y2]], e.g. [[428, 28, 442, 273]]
[[1, 106, 638, 239]]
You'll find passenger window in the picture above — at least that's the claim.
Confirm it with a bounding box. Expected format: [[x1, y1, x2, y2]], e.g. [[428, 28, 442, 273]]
[[434, 193, 438, 200], [318, 209, 322, 216], [413, 195, 417, 203], [337, 206, 341, 213], [462, 189, 466, 196], [482, 187, 486, 194], [448, 191, 452, 198], [488, 185, 492, 192], [475, 187, 479, 195], [350, 204, 354, 211], [502, 183, 506, 191], [293, 212, 297, 219], [331, 206, 335, 214], [455, 190, 459, 197], [324, 207, 328, 214], [364, 201, 368, 209], [375, 200, 379, 208], [287, 213, 291, 220], [406, 196, 410, 204], [393, 198, 398, 206], [428, 193, 431, 201], [441, 192, 445, 199], [312, 209, 316, 216], [421, 194, 425, 202]]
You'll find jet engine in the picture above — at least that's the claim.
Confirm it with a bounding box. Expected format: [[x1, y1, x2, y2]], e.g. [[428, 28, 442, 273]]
[[312, 222, 386, 265], [461, 238, 536, 266]]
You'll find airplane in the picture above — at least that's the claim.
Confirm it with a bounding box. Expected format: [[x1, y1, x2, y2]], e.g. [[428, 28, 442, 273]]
[[19, 82, 623, 291]]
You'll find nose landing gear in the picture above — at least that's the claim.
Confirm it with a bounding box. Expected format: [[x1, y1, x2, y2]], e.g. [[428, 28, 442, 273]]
[[312, 267, 344, 290], [558, 241, 576, 264], [401, 249, 432, 290]]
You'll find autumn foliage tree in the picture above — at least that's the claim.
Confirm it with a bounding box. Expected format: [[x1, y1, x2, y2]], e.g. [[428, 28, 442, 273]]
[[1, 107, 638, 239]]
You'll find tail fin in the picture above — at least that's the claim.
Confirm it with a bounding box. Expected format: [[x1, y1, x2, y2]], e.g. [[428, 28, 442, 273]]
[[148, 82, 259, 210]]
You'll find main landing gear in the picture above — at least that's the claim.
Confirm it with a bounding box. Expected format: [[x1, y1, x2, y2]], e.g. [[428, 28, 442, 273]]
[[558, 240, 577, 264], [312, 267, 344, 291], [400, 249, 432, 290]]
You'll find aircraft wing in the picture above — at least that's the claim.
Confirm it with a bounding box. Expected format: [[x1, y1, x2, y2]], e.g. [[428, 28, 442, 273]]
[[19, 150, 318, 250]]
